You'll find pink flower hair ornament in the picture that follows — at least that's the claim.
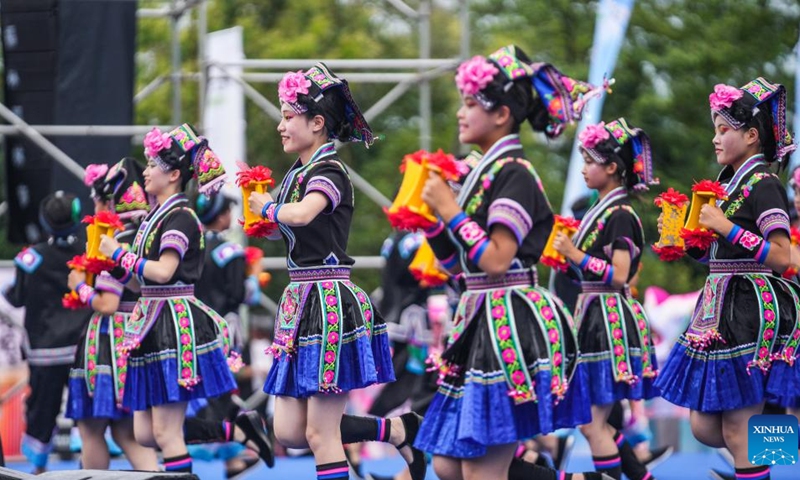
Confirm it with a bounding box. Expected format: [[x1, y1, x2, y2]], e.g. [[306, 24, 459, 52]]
[[278, 70, 312, 105], [143, 127, 173, 159], [455, 56, 499, 96], [578, 122, 611, 149], [83, 164, 109, 187], [709, 84, 743, 111]]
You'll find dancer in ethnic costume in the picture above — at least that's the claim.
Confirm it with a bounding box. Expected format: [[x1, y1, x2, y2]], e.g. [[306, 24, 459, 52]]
[[414, 44, 606, 480], [247, 63, 412, 480], [655, 78, 799, 480], [3, 192, 91, 473], [65, 158, 159, 470], [98, 124, 238, 473], [552, 118, 659, 480]]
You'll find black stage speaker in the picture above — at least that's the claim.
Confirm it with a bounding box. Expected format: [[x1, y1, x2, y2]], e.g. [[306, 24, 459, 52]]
[[0, 467, 198, 480], [1, 0, 136, 244]]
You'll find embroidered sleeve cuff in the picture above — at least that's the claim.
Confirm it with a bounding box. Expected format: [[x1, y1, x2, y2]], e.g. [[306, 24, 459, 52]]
[[94, 273, 124, 296], [160, 230, 190, 258], [487, 198, 532, 245], [306, 176, 342, 212], [756, 208, 791, 238]]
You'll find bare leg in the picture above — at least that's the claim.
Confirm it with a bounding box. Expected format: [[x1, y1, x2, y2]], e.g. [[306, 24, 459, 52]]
[[462, 443, 516, 480], [722, 402, 765, 468], [272, 396, 309, 448], [579, 403, 617, 457], [433, 455, 464, 480], [306, 394, 348, 464], [110, 417, 159, 471], [690, 410, 725, 448], [77, 418, 111, 469], [151, 402, 188, 459], [133, 410, 157, 448]]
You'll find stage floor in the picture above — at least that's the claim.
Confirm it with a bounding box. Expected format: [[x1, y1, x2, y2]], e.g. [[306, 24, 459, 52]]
[[5, 434, 800, 479]]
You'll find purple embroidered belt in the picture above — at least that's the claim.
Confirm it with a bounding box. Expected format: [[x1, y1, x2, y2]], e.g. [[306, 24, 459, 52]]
[[288, 266, 351, 282], [460, 268, 537, 291], [118, 301, 137, 313], [709, 259, 771, 275], [139, 285, 195, 298]]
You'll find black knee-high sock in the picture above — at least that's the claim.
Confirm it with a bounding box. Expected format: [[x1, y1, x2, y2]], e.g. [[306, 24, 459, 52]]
[[613, 430, 651, 480], [183, 417, 234, 445], [734, 466, 770, 480], [508, 458, 608, 480], [317, 460, 349, 479], [163, 453, 192, 472], [340, 415, 391, 443], [593, 453, 622, 480]]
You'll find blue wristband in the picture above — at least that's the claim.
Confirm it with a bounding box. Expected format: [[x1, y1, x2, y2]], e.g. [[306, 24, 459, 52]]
[[579, 254, 590, 269], [261, 201, 274, 220], [726, 224, 742, 243], [273, 203, 283, 224], [111, 247, 125, 262], [136, 259, 147, 277], [447, 212, 468, 231]]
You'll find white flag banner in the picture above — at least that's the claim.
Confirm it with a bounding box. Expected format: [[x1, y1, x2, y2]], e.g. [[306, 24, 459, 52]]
[[561, 0, 635, 214], [203, 26, 246, 216]]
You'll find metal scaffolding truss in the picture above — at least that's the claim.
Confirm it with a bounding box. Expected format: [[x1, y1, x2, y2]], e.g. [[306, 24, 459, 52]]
[[1, 0, 472, 273]]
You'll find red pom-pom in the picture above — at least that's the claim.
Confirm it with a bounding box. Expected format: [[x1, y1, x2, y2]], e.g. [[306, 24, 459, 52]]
[[62, 292, 86, 310], [82, 212, 124, 230], [680, 228, 717, 250], [426, 149, 461, 181], [399, 150, 426, 173], [83, 257, 116, 275], [554, 215, 580, 230], [244, 246, 264, 266], [783, 266, 799, 279], [652, 244, 686, 262], [242, 220, 278, 238], [540, 254, 568, 272], [410, 268, 448, 288], [692, 180, 728, 200], [67, 254, 88, 270], [654, 188, 689, 208], [384, 206, 437, 232], [235, 161, 276, 188], [791, 227, 800, 246]]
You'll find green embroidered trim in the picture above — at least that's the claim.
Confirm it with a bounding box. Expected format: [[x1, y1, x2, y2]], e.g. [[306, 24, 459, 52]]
[[464, 157, 552, 216], [724, 172, 771, 218], [746, 275, 779, 373], [521, 288, 568, 400], [486, 289, 536, 404], [319, 281, 343, 393], [627, 298, 656, 378], [579, 205, 641, 252]]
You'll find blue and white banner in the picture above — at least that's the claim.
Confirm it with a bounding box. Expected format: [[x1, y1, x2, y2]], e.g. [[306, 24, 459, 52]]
[[561, 0, 635, 214]]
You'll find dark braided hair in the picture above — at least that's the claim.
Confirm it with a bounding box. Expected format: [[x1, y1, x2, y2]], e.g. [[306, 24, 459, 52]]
[[296, 90, 355, 141], [721, 96, 781, 170]]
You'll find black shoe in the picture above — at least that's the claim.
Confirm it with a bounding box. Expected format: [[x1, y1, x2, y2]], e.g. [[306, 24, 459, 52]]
[[396, 412, 426, 480], [553, 433, 576, 471], [235, 411, 275, 468], [644, 445, 674, 471], [709, 468, 735, 480]]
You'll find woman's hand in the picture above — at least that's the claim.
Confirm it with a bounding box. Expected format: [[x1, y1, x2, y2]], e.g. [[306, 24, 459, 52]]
[[99, 235, 122, 258], [249, 191, 274, 219], [553, 231, 580, 263], [699, 204, 728, 234], [421, 172, 459, 221], [657, 213, 663, 236], [67, 269, 86, 291]]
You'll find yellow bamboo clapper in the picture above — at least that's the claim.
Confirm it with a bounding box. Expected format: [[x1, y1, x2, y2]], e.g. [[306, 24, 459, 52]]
[[86, 219, 120, 261], [540, 215, 580, 271], [679, 180, 728, 251], [684, 192, 718, 232], [408, 238, 448, 288], [385, 157, 438, 227], [241, 180, 271, 231]]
